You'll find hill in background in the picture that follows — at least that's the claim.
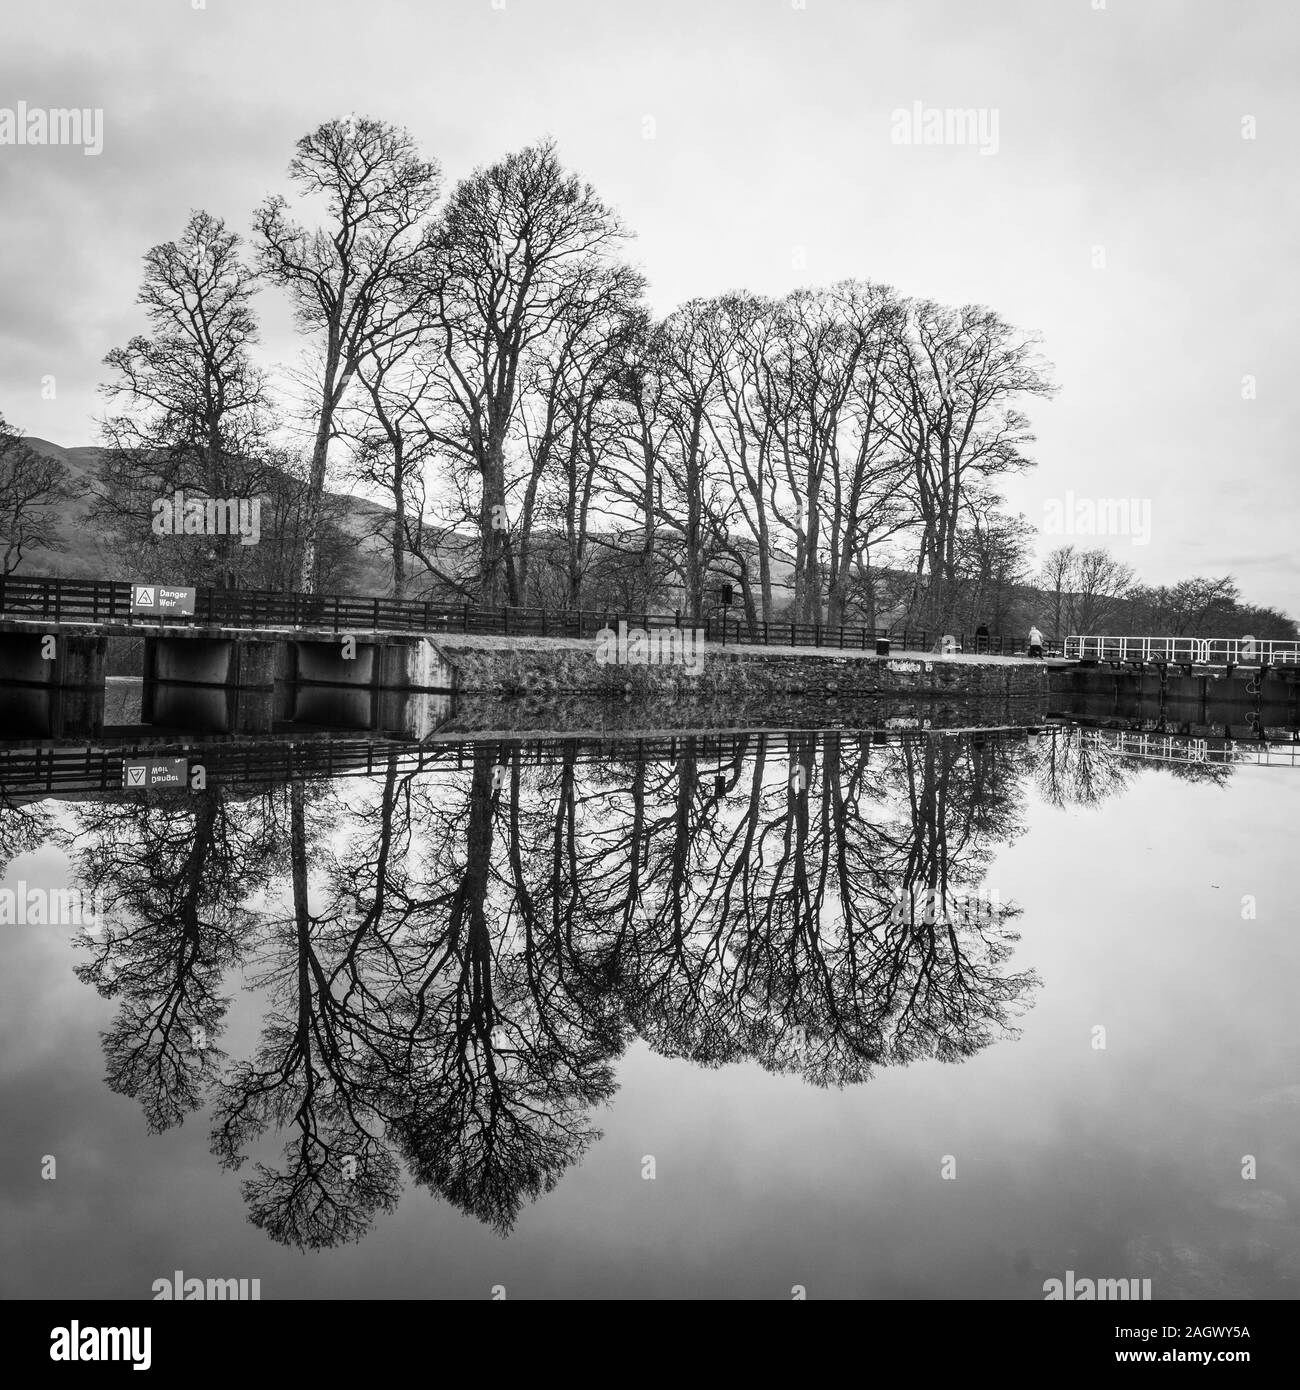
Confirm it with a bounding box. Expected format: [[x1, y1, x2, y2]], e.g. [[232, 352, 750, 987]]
[[18, 436, 396, 591]]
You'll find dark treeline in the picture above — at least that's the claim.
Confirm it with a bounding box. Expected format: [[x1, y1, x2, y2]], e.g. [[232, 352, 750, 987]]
[[1, 116, 1291, 640], [39, 117, 1059, 632], [1031, 545, 1297, 644]]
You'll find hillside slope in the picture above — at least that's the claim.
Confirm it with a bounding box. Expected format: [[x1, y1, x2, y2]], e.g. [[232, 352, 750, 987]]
[[16, 436, 396, 588]]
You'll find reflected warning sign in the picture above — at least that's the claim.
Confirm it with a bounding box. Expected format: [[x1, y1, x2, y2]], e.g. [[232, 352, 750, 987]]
[[121, 758, 188, 790]]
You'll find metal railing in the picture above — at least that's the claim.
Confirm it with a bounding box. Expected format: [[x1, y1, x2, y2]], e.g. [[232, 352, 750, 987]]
[[0, 575, 1038, 655], [1079, 727, 1300, 767], [0, 725, 1040, 796], [1065, 635, 1300, 665]]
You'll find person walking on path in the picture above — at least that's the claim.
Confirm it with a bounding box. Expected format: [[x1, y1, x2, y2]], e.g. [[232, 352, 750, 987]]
[[1027, 623, 1045, 659]]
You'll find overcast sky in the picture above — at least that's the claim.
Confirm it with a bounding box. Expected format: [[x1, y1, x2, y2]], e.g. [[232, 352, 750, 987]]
[[2, 0, 1296, 612]]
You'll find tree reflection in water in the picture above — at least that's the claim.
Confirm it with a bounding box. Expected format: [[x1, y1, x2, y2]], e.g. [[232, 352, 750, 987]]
[[40, 727, 1096, 1249]]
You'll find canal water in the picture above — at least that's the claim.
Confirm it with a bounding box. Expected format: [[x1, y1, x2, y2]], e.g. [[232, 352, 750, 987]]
[[1, 719, 1297, 1299]]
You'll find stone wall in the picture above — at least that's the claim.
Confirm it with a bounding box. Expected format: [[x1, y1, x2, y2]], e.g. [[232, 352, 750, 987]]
[[429, 634, 1048, 700]]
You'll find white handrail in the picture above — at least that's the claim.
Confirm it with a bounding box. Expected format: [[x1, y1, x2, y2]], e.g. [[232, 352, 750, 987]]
[[1078, 728, 1300, 767], [1064, 635, 1300, 664]]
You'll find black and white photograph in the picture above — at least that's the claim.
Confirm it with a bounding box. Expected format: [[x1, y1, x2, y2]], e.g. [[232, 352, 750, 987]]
[[1, 0, 1295, 1359]]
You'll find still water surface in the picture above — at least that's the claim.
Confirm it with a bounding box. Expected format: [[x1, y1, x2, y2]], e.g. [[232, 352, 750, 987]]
[[2, 724, 1297, 1299]]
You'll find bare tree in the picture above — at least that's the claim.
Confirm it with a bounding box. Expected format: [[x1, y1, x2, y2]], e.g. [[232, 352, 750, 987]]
[[0, 415, 72, 574], [613, 301, 729, 622], [98, 209, 269, 585], [604, 308, 675, 611], [818, 282, 910, 626], [1040, 544, 1136, 637], [341, 327, 440, 600], [953, 497, 1035, 634], [1143, 575, 1241, 636], [1040, 543, 1077, 639], [255, 117, 440, 592], [1071, 547, 1137, 632], [515, 260, 642, 606], [422, 140, 631, 608], [890, 302, 1055, 629]]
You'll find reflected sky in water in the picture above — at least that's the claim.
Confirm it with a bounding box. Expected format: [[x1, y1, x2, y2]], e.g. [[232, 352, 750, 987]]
[[2, 726, 1297, 1299]]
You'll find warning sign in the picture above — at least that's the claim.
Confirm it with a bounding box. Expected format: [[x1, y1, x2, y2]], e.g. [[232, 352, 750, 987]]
[[130, 584, 196, 616], [122, 758, 188, 790]]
